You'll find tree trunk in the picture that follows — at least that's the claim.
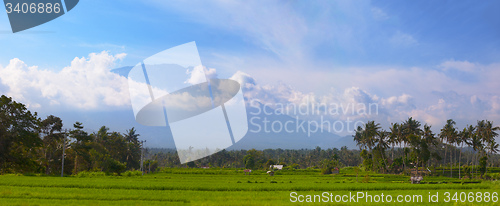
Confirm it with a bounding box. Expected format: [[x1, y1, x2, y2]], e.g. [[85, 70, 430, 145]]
[[443, 145, 447, 176], [74, 154, 78, 174], [370, 148, 375, 172], [459, 143, 463, 179], [379, 147, 387, 174], [450, 146, 453, 178]]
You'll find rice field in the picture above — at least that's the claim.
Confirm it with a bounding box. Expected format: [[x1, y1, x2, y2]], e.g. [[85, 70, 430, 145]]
[[0, 168, 498, 205]]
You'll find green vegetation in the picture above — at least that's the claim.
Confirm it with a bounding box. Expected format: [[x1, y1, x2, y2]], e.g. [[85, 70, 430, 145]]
[[0, 95, 143, 175], [353, 118, 500, 179], [2, 94, 500, 205], [0, 168, 498, 205]]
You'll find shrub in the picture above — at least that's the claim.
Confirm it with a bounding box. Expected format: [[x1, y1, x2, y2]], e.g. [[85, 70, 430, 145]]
[[75, 171, 106, 178], [321, 159, 339, 175], [362, 174, 371, 183], [122, 170, 142, 177]]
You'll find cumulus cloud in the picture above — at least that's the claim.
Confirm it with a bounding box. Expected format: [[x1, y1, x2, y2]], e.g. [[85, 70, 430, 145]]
[[0, 51, 130, 110], [230, 63, 500, 134], [1, 51, 499, 135], [230, 71, 256, 87], [185, 65, 217, 85]]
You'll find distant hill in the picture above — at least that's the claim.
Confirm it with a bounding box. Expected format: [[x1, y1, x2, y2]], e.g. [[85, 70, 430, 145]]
[[109, 67, 353, 150], [228, 102, 345, 150]]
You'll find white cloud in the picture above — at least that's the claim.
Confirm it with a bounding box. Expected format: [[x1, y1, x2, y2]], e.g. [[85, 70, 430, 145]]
[[231, 60, 500, 133], [439, 60, 478, 72], [1, 51, 499, 134], [230, 71, 256, 87], [185, 65, 217, 85], [0, 51, 130, 110]]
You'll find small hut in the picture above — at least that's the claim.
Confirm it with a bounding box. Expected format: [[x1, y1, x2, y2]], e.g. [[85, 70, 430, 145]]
[[332, 167, 340, 174], [270, 165, 283, 170], [410, 176, 423, 184]]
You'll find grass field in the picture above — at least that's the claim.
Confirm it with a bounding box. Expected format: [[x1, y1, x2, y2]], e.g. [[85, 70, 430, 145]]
[[0, 168, 499, 205]]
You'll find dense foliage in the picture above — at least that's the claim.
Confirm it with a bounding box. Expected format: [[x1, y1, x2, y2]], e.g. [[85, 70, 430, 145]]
[[353, 118, 500, 179], [0, 95, 142, 175]]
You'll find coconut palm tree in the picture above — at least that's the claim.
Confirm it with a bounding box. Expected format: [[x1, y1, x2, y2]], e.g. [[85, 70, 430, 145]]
[[457, 127, 472, 179], [402, 117, 422, 175], [439, 119, 457, 177], [423, 124, 437, 168], [364, 121, 381, 170], [464, 125, 476, 171], [389, 123, 401, 162], [375, 130, 390, 173], [470, 124, 483, 178], [353, 126, 366, 150], [482, 120, 499, 172]]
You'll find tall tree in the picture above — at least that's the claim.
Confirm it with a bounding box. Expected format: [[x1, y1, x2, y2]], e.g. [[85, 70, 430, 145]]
[[39, 115, 64, 175], [0, 95, 41, 173], [402, 117, 422, 175], [423, 124, 438, 168], [439, 119, 457, 177], [458, 127, 470, 179], [364, 121, 381, 171], [484, 121, 499, 167], [123, 128, 141, 170], [375, 130, 389, 173], [389, 123, 402, 162], [69, 122, 91, 173]]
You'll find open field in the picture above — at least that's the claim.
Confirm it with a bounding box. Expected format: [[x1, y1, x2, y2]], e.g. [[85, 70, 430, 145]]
[[0, 168, 499, 205]]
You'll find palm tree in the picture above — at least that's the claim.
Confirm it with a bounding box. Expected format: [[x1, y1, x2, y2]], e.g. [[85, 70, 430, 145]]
[[124, 127, 140, 143], [389, 123, 401, 163], [375, 130, 390, 173], [464, 125, 476, 172], [482, 120, 499, 172], [402, 117, 422, 175], [353, 126, 366, 150], [439, 119, 457, 177], [486, 141, 499, 165], [364, 121, 381, 170], [457, 127, 471, 179], [423, 124, 437, 168], [470, 124, 483, 178], [352, 121, 381, 172]]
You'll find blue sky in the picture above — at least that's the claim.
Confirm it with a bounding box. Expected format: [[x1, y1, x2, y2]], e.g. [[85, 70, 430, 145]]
[[1, 0, 499, 147]]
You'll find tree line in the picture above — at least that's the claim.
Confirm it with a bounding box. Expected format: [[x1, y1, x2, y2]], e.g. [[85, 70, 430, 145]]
[[1, 94, 499, 178], [353, 117, 500, 178], [0, 95, 143, 175], [146, 147, 362, 171]]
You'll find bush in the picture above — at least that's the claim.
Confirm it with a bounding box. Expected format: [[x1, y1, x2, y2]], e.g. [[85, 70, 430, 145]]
[[321, 159, 339, 175], [103, 158, 127, 175], [75, 171, 106, 178], [122, 170, 142, 177], [362, 174, 371, 183]]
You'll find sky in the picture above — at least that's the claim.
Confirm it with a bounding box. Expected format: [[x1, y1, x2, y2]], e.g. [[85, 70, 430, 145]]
[[1, 0, 500, 147]]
